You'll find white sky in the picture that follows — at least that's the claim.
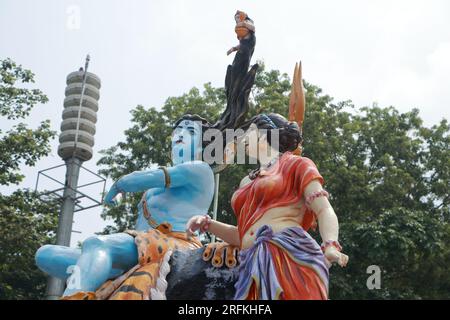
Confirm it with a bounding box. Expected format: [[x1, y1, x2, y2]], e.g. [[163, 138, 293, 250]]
[[1, 0, 449, 247]]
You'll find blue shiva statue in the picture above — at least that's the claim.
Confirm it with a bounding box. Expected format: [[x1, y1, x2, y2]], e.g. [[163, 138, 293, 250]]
[[36, 116, 214, 298]]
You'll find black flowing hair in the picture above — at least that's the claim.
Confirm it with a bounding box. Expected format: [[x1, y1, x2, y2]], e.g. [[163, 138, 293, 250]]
[[173, 19, 258, 170]]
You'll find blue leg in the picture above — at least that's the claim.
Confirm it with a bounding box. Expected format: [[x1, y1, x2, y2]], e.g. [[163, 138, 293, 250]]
[[63, 233, 138, 296], [36, 245, 81, 280], [36, 245, 125, 281]]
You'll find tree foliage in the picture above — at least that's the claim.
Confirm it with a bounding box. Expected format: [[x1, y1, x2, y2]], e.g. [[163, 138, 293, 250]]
[[0, 58, 58, 299], [0, 58, 55, 186], [0, 190, 58, 299], [97, 62, 450, 299]]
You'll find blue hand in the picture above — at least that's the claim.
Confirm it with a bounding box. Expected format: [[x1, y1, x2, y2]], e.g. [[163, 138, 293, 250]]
[[104, 183, 121, 206]]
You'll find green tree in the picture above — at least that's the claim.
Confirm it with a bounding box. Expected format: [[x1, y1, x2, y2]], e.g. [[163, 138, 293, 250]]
[[97, 63, 450, 299], [0, 58, 58, 299], [0, 190, 58, 299], [0, 58, 54, 185]]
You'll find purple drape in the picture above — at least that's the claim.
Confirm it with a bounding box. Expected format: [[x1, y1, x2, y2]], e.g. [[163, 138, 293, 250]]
[[234, 225, 329, 300]]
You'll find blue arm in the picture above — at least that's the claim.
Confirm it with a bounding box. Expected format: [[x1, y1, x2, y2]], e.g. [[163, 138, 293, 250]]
[[104, 161, 211, 205]]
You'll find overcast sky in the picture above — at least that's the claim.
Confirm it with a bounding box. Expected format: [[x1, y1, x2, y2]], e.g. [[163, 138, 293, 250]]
[[1, 0, 449, 247]]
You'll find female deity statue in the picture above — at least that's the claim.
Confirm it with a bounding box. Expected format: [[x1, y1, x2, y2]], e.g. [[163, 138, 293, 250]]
[[186, 64, 349, 300]]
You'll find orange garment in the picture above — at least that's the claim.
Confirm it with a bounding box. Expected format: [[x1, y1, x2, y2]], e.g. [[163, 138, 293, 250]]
[[96, 224, 201, 300], [231, 152, 324, 241]]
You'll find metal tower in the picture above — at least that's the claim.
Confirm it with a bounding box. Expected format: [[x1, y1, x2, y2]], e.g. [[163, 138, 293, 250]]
[[36, 55, 104, 299]]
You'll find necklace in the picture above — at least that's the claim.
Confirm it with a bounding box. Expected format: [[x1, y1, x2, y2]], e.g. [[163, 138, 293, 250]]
[[249, 153, 281, 180], [261, 153, 281, 170]]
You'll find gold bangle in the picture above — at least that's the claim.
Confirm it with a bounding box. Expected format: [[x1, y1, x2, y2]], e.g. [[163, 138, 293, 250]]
[[158, 166, 171, 188]]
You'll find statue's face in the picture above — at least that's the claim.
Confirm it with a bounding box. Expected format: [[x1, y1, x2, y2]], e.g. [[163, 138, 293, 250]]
[[236, 123, 259, 161], [171, 120, 202, 165], [238, 123, 274, 163], [232, 123, 260, 160]]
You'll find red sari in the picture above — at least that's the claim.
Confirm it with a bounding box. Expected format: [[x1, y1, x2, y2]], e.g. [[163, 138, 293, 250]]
[[231, 152, 329, 300]]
